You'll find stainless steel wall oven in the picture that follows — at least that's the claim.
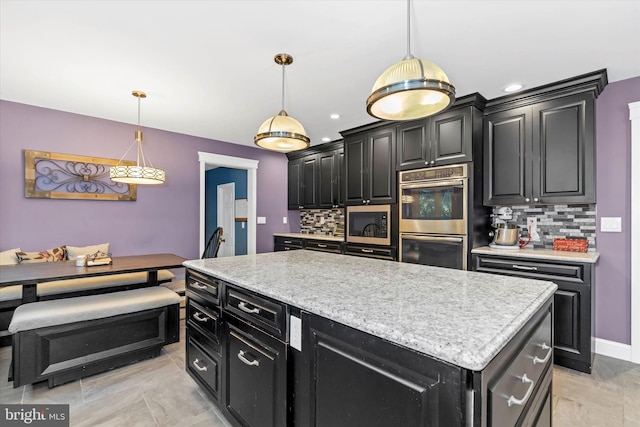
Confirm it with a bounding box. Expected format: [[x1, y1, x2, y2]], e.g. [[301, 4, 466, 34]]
[[399, 164, 479, 270]]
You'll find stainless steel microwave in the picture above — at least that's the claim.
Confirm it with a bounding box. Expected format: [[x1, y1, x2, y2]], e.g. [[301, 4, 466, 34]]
[[346, 205, 391, 246]]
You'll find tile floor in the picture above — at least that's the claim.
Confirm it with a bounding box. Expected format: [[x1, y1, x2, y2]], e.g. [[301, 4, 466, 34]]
[[1, 321, 639, 427]]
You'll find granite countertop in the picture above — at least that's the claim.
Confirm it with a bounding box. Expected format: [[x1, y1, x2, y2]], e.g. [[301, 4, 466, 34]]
[[472, 246, 599, 263], [273, 232, 344, 242], [184, 251, 557, 371]]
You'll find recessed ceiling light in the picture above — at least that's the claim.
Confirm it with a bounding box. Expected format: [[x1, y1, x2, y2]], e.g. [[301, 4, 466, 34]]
[[330, 114, 340, 120], [321, 137, 331, 142], [504, 83, 523, 93]]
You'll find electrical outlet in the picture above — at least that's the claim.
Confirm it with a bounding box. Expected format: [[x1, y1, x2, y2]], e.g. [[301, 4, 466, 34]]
[[527, 217, 540, 242], [283, 216, 288, 224], [257, 216, 266, 224]]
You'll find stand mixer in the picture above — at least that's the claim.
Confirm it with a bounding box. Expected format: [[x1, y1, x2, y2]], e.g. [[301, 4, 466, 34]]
[[489, 207, 520, 250]]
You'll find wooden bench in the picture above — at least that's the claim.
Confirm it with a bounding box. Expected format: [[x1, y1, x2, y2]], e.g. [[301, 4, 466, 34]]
[[9, 286, 180, 388]]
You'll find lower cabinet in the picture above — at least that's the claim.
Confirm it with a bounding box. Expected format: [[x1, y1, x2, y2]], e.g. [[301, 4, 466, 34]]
[[274, 236, 304, 252], [343, 243, 396, 261], [223, 315, 287, 427], [472, 254, 595, 373]]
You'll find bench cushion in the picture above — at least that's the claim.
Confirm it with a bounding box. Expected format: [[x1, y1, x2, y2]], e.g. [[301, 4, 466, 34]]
[[9, 286, 180, 333], [0, 270, 176, 302]]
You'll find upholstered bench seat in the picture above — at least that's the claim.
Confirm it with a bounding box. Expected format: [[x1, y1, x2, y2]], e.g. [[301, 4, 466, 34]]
[[10, 286, 180, 388], [0, 270, 176, 302]]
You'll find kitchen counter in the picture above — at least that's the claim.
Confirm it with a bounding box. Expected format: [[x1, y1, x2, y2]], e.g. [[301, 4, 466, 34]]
[[184, 250, 556, 371], [273, 232, 344, 242], [472, 246, 599, 263]]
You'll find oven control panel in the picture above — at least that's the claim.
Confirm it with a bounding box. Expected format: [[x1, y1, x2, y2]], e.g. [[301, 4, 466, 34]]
[[400, 164, 467, 183]]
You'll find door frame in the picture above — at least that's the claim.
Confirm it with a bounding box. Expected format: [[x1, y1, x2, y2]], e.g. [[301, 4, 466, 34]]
[[199, 152, 258, 256], [630, 101, 640, 363]]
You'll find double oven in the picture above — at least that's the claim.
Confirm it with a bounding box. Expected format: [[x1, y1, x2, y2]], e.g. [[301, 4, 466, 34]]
[[399, 164, 470, 270]]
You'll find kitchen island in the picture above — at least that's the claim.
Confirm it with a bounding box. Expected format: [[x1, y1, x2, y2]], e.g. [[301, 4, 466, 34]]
[[183, 250, 557, 427]]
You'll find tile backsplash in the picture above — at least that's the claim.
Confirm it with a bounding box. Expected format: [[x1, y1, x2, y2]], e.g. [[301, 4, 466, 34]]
[[495, 204, 597, 251], [300, 208, 345, 236]]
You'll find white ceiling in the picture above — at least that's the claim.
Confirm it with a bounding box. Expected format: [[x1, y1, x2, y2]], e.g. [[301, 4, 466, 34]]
[[1, 1, 639, 149]]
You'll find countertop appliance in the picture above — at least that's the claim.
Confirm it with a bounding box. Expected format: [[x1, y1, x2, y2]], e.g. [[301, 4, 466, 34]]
[[399, 163, 489, 270], [489, 207, 520, 250]]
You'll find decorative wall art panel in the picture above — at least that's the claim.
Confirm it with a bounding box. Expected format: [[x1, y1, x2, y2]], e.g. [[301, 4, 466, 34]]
[[24, 150, 137, 201]]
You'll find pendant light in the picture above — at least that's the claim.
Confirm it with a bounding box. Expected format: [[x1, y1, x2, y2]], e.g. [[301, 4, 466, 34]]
[[110, 91, 166, 185], [366, 0, 455, 121], [254, 53, 310, 152]]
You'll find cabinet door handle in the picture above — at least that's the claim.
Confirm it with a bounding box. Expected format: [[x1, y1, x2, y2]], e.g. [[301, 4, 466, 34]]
[[317, 244, 327, 248], [190, 281, 207, 290], [193, 312, 208, 322], [362, 200, 367, 204], [507, 374, 535, 407], [284, 240, 292, 243], [512, 264, 537, 271], [238, 301, 260, 314], [284, 247, 290, 251], [238, 350, 260, 367], [430, 160, 435, 165], [525, 198, 531, 202], [533, 197, 540, 202], [361, 249, 374, 253], [533, 342, 552, 365], [192, 358, 208, 372]]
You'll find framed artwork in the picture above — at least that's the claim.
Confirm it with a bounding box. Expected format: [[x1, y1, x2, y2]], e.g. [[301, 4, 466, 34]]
[[24, 150, 137, 201]]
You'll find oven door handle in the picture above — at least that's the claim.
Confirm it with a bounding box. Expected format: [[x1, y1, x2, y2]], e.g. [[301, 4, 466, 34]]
[[400, 180, 465, 189], [403, 235, 463, 243]]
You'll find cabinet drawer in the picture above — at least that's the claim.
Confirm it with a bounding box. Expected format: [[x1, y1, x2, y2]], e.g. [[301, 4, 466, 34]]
[[305, 239, 343, 254], [187, 299, 220, 342], [274, 236, 304, 249], [186, 335, 220, 400], [475, 256, 585, 284], [186, 269, 221, 305], [488, 311, 553, 427], [224, 286, 287, 341], [344, 244, 396, 261]]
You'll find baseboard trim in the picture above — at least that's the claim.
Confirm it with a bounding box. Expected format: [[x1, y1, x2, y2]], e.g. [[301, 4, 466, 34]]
[[594, 337, 632, 361]]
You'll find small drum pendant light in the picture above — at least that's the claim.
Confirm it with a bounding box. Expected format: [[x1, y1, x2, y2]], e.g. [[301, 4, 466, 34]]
[[254, 54, 310, 152], [366, 0, 456, 121], [110, 91, 165, 185]]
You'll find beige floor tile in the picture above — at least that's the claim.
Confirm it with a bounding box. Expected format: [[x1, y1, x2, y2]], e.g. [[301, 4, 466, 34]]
[[0, 382, 23, 403], [553, 395, 625, 427], [69, 391, 155, 427], [22, 379, 84, 407], [553, 369, 625, 417], [181, 407, 232, 427]]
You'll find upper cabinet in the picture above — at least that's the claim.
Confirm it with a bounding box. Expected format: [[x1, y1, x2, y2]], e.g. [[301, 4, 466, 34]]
[[483, 70, 607, 206], [287, 141, 343, 210], [396, 94, 486, 171], [342, 125, 396, 205]]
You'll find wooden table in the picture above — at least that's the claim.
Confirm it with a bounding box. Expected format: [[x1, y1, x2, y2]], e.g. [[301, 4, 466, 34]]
[[0, 253, 186, 303]]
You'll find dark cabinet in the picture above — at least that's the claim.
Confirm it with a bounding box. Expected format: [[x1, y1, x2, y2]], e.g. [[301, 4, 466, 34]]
[[287, 154, 318, 209], [274, 236, 304, 252], [472, 254, 595, 373], [397, 104, 480, 170], [224, 315, 287, 427], [318, 148, 343, 208], [302, 312, 465, 427], [483, 70, 606, 206], [287, 142, 343, 210], [343, 126, 396, 205]]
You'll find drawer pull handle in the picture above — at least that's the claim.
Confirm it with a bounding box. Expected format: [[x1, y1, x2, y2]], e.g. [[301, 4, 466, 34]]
[[193, 312, 208, 322], [361, 249, 374, 253], [238, 301, 260, 315], [507, 374, 535, 407], [318, 244, 327, 248], [533, 342, 552, 365], [190, 281, 208, 290], [512, 264, 538, 271], [238, 350, 260, 367], [192, 358, 208, 372], [284, 240, 292, 243]]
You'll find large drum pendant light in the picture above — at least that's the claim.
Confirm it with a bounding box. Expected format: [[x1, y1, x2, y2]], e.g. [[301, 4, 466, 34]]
[[254, 53, 310, 152], [366, 0, 456, 121], [110, 91, 165, 185]]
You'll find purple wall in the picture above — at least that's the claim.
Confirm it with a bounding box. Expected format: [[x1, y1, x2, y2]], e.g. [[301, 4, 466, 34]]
[[595, 76, 640, 344], [0, 100, 293, 260]]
